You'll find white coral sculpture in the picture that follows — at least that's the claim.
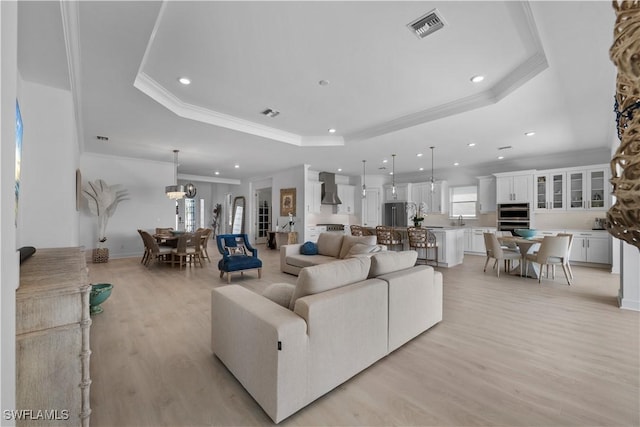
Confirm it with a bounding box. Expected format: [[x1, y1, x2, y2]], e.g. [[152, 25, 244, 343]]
[[82, 179, 129, 243]]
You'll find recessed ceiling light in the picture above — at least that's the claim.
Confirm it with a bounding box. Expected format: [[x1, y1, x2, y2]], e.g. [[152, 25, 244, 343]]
[[178, 77, 191, 85], [470, 75, 485, 83], [234, 164, 240, 169], [498, 156, 504, 160], [417, 153, 423, 157], [454, 162, 460, 166], [389, 172, 394, 175], [467, 142, 476, 147], [525, 131, 536, 136], [328, 128, 336, 133], [337, 168, 342, 172], [214, 171, 220, 175], [382, 159, 388, 163], [318, 80, 330, 86], [419, 167, 424, 171]]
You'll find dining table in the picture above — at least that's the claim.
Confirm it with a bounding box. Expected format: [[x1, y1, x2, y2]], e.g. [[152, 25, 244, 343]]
[[497, 236, 544, 279]]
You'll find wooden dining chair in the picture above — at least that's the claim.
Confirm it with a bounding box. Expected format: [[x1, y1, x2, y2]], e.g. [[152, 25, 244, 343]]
[[199, 228, 212, 262], [140, 230, 172, 266], [137, 229, 149, 265], [172, 231, 204, 269]]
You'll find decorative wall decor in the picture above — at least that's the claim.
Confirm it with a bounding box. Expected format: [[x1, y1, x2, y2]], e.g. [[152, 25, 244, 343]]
[[608, 0, 640, 250], [280, 188, 296, 216], [82, 179, 129, 261]]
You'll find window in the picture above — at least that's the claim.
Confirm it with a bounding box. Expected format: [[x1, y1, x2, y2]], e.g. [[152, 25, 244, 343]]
[[185, 198, 195, 232], [450, 185, 477, 218]]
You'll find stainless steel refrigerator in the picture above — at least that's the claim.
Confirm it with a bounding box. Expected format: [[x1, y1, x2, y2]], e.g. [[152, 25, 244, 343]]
[[383, 202, 408, 227]]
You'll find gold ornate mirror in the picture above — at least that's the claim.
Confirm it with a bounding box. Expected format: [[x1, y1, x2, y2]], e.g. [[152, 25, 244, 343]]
[[232, 196, 246, 234]]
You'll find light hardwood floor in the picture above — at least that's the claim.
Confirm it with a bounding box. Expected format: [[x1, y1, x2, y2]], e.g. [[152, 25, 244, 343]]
[[87, 243, 639, 427]]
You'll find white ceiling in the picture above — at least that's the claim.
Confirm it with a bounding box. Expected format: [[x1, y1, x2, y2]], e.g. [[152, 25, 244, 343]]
[[17, 1, 617, 182]]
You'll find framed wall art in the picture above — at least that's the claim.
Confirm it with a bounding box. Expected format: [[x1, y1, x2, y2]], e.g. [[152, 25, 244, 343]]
[[280, 188, 296, 216]]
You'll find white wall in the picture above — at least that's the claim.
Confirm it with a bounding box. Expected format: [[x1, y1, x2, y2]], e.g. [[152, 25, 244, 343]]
[[18, 80, 78, 248], [79, 153, 175, 258], [1, 0, 18, 418]]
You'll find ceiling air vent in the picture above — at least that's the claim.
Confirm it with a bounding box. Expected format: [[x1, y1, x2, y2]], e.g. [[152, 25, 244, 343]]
[[408, 9, 446, 39]]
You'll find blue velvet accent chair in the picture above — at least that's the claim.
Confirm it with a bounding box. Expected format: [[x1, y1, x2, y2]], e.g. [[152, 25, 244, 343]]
[[216, 234, 263, 283]]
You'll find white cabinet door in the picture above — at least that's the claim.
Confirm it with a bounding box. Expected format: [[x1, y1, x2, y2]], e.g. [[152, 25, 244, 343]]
[[362, 188, 380, 227], [306, 182, 322, 214], [464, 229, 473, 252], [471, 229, 486, 253], [567, 167, 609, 211], [586, 237, 611, 264], [534, 172, 566, 211], [495, 174, 533, 204], [478, 176, 496, 213], [496, 176, 514, 204], [337, 184, 355, 214]]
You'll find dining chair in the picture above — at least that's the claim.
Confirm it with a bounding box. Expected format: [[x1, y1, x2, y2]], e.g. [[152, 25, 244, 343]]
[[407, 227, 439, 266], [172, 231, 204, 269], [524, 235, 572, 285], [140, 230, 173, 266], [216, 234, 263, 283], [556, 232, 574, 280], [483, 232, 521, 277], [375, 226, 403, 251], [200, 228, 213, 262], [155, 227, 175, 247], [137, 229, 150, 265], [350, 225, 364, 236]]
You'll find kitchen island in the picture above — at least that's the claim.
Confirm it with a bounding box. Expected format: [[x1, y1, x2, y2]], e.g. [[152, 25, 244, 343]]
[[363, 226, 465, 268]]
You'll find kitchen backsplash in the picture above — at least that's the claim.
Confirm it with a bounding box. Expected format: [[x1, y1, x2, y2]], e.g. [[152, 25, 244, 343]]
[[533, 211, 603, 230]]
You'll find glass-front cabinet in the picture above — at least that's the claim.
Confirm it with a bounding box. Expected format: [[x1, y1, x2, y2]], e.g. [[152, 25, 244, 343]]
[[567, 167, 608, 211], [534, 172, 565, 211]]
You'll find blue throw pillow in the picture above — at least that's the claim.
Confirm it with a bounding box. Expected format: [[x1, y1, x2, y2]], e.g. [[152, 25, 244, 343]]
[[300, 241, 318, 255]]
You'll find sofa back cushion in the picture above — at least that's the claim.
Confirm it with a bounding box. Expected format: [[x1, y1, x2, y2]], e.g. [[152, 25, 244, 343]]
[[338, 235, 378, 259], [368, 251, 418, 278], [316, 233, 344, 258], [289, 256, 371, 310], [345, 243, 385, 258]]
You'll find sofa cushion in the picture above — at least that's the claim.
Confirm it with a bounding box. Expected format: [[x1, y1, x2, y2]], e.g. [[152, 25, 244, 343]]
[[345, 243, 385, 258], [286, 254, 336, 269], [262, 283, 296, 308], [316, 233, 344, 258], [289, 256, 372, 310], [300, 241, 318, 255], [368, 251, 418, 278], [338, 235, 378, 259]]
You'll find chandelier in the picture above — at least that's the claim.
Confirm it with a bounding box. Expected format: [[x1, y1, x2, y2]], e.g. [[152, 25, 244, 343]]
[[165, 149, 185, 200]]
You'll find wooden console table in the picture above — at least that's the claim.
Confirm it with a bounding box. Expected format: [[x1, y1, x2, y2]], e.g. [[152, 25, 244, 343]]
[[17, 247, 91, 426]]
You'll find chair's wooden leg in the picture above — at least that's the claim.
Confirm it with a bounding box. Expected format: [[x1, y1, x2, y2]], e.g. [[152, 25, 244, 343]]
[[258, 268, 262, 279], [566, 262, 574, 280], [483, 256, 491, 272], [219, 271, 224, 278], [539, 264, 543, 283], [497, 260, 500, 277], [562, 264, 571, 285]]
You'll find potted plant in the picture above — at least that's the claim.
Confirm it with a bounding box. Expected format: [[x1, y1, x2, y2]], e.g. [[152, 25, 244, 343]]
[[408, 202, 427, 227], [82, 179, 128, 262]]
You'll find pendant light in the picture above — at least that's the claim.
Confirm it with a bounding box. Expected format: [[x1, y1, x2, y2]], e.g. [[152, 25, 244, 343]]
[[429, 146, 435, 192], [391, 154, 397, 199], [361, 160, 367, 198], [165, 149, 185, 200]]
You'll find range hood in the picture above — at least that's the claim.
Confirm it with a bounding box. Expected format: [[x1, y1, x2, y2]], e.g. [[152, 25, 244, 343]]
[[319, 172, 342, 205]]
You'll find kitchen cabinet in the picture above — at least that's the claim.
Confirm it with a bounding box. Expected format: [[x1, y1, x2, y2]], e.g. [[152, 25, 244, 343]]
[[411, 181, 448, 214], [567, 166, 609, 211], [384, 183, 410, 202], [362, 188, 381, 227], [495, 172, 534, 204], [306, 181, 322, 214], [431, 228, 464, 267], [477, 176, 496, 213], [568, 230, 611, 264], [464, 227, 496, 254], [305, 225, 327, 243], [336, 184, 355, 214], [534, 171, 566, 211]]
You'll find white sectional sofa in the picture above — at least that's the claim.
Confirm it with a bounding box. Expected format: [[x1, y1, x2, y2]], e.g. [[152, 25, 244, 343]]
[[280, 232, 382, 275], [211, 251, 443, 423]]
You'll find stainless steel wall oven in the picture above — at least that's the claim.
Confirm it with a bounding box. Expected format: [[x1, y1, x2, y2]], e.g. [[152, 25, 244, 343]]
[[497, 203, 531, 232]]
